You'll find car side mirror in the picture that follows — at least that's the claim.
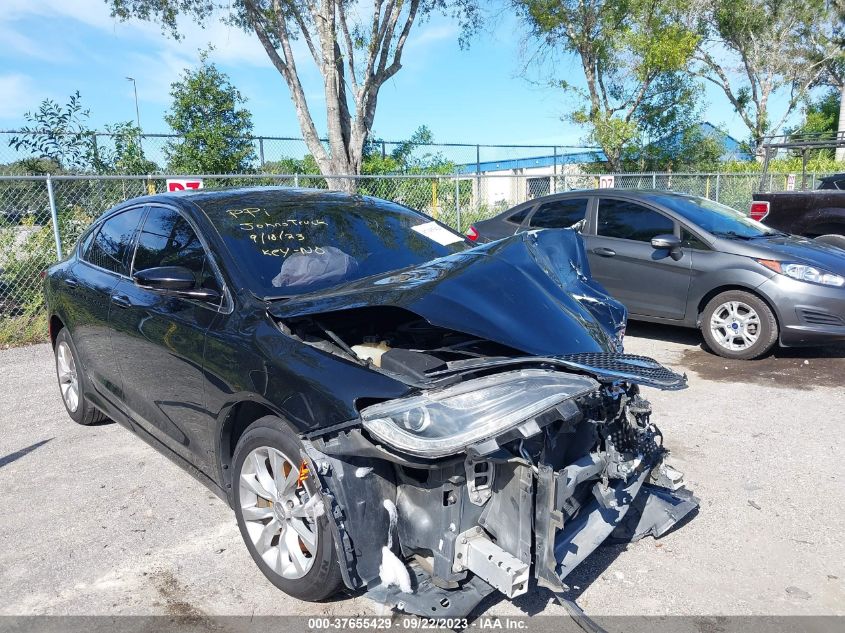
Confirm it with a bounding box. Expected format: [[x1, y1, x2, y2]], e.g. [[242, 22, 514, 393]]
[[133, 266, 221, 302], [651, 234, 683, 261]]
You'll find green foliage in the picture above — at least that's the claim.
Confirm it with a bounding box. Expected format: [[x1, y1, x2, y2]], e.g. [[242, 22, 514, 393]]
[[514, 0, 703, 170], [164, 53, 256, 174], [700, 0, 840, 147], [8, 92, 95, 172], [802, 89, 841, 137], [263, 155, 321, 175], [363, 126, 456, 175], [96, 122, 159, 175], [5, 93, 157, 175], [0, 203, 96, 346]]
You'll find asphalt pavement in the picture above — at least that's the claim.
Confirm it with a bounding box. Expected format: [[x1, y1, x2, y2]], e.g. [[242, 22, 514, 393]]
[[0, 324, 843, 619]]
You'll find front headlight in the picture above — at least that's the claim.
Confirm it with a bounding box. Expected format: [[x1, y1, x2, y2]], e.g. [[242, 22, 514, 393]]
[[360, 369, 598, 458], [758, 259, 845, 287]]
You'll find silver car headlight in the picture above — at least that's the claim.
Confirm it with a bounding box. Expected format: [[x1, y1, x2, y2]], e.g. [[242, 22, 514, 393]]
[[782, 263, 844, 287], [360, 369, 598, 458], [758, 259, 845, 287]]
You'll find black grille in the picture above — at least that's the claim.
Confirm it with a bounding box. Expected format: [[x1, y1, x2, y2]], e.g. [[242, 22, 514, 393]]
[[798, 309, 844, 327], [556, 352, 687, 390]]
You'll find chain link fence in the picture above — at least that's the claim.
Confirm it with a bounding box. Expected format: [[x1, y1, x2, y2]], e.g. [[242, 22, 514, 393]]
[[1, 130, 598, 175], [0, 171, 833, 347]]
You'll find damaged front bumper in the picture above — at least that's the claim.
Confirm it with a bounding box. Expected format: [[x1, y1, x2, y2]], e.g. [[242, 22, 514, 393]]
[[301, 355, 699, 618]]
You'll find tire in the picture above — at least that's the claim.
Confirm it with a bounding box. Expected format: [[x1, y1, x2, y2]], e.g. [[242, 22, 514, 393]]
[[700, 290, 779, 360], [232, 416, 343, 601], [814, 234, 845, 251], [54, 328, 108, 425]]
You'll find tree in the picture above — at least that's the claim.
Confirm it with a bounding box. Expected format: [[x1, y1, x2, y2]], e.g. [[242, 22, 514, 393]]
[[8, 92, 95, 172], [693, 0, 843, 154], [97, 122, 159, 175], [164, 54, 256, 174], [513, 0, 701, 171], [788, 89, 842, 161], [363, 126, 454, 174], [108, 1, 480, 189]]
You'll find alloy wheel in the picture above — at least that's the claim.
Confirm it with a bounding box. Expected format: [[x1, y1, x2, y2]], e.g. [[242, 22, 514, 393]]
[[709, 301, 761, 352], [239, 446, 318, 580], [56, 341, 80, 413]]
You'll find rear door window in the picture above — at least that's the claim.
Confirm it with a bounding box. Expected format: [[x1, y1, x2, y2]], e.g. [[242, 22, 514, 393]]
[[506, 207, 532, 225], [84, 207, 146, 275], [132, 206, 220, 293], [529, 198, 589, 229], [597, 198, 675, 242]]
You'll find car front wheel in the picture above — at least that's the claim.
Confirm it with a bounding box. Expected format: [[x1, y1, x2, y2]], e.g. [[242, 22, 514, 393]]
[[700, 290, 779, 360], [232, 417, 343, 601], [54, 328, 108, 425]]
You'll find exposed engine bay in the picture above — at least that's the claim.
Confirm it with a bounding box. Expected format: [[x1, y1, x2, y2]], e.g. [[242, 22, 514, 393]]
[[267, 230, 698, 617], [275, 307, 697, 617]]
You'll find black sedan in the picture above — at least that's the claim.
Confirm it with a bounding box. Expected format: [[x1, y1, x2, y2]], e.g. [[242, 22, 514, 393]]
[[45, 188, 696, 617], [470, 190, 845, 359]]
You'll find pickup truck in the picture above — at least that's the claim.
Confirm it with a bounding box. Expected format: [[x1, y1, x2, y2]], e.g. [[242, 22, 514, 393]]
[[751, 174, 845, 249]]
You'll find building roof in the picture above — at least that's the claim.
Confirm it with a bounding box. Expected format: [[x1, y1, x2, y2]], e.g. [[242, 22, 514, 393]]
[[456, 123, 750, 174]]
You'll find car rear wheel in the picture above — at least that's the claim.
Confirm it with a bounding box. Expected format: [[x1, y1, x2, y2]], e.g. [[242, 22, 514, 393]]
[[232, 417, 343, 601], [700, 291, 778, 360], [814, 234, 845, 250], [54, 328, 108, 425]]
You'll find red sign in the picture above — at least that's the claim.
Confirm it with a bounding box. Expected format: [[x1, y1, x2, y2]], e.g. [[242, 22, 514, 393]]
[[166, 178, 204, 192]]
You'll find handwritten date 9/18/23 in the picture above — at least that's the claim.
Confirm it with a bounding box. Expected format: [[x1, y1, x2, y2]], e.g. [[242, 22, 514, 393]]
[[225, 208, 330, 258]]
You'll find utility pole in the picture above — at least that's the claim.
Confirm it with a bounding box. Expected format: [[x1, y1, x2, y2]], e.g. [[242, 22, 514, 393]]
[[126, 77, 142, 130]]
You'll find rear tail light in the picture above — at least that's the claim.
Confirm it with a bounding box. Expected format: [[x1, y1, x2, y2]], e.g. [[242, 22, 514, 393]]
[[749, 201, 770, 222], [466, 226, 479, 242]]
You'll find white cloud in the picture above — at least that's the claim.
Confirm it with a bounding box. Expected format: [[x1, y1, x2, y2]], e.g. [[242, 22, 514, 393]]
[[0, 74, 36, 119], [407, 21, 459, 50]]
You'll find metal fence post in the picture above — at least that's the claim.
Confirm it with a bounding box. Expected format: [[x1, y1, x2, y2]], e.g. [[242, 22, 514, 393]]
[[455, 176, 461, 232], [294, 174, 300, 187], [46, 175, 62, 260], [259, 138, 265, 167], [715, 174, 721, 203], [652, 173, 656, 188], [475, 145, 481, 214]]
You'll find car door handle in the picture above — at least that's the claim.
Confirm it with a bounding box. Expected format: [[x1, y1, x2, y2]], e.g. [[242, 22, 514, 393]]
[[111, 294, 132, 309], [592, 247, 617, 257], [63, 278, 78, 288]]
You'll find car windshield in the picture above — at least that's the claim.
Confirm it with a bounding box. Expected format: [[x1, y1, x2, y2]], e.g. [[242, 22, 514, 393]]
[[656, 195, 780, 239], [198, 190, 469, 298]]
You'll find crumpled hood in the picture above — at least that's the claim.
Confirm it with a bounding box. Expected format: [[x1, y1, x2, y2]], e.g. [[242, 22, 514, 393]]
[[268, 230, 627, 356]]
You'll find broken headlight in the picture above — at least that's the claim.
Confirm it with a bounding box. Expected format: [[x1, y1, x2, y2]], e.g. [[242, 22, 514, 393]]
[[360, 369, 597, 458]]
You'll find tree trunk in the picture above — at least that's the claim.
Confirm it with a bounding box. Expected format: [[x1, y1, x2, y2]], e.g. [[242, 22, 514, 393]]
[[836, 81, 845, 162]]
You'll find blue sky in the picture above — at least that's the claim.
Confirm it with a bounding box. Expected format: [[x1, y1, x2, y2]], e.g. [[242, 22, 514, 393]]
[[0, 0, 806, 152]]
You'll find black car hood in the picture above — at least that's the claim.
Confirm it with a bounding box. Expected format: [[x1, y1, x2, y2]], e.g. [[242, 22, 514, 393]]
[[268, 230, 627, 356]]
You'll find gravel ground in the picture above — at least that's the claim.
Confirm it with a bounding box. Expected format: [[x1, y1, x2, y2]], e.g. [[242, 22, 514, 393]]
[[0, 325, 843, 619]]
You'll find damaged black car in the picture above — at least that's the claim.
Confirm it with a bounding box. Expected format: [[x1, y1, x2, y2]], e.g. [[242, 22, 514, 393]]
[[44, 187, 698, 616]]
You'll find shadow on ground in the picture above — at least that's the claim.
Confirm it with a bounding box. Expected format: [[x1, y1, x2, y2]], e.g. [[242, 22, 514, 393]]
[[625, 321, 845, 390]]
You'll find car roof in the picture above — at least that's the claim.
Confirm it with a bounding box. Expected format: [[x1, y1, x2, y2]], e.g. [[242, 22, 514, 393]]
[[115, 186, 365, 208], [499, 188, 706, 213]]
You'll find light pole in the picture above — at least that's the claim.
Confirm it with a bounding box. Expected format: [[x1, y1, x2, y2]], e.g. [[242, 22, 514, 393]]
[[126, 76, 146, 185], [126, 76, 142, 131]]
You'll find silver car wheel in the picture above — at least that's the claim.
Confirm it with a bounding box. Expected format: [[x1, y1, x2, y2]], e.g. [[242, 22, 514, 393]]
[[56, 341, 80, 413], [709, 301, 761, 351], [239, 446, 318, 580]]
